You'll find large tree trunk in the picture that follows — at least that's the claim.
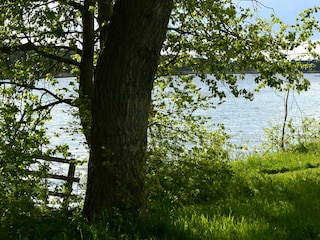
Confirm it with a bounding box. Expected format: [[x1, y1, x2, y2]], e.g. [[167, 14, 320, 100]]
[[78, 0, 94, 147], [83, 0, 173, 219]]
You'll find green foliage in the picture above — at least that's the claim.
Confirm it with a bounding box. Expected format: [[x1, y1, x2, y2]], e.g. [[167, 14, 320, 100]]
[[263, 117, 320, 153], [149, 75, 228, 159], [0, 209, 84, 240], [286, 117, 320, 153], [147, 148, 233, 206], [160, 0, 319, 101], [0, 84, 50, 224], [0, 79, 80, 229], [148, 75, 234, 206]]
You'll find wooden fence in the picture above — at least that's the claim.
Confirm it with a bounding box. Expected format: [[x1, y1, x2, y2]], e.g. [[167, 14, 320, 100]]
[[36, 156, 81, 207]]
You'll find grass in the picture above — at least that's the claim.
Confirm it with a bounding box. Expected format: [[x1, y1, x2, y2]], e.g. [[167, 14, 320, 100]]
[[3, 149, 320, 239], [159, 151, 320, 240], [233, 150, 320, 174]]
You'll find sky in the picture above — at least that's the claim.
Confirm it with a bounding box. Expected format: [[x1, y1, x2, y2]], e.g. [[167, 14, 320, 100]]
[[238, 0, 320, 25]]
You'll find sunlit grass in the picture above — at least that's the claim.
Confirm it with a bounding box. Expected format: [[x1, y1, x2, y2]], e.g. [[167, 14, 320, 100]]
[[3, 149, 320, 239], [158, 149, 320, 240], [166, 166, 320, 240], [233, 150, 320, 174]]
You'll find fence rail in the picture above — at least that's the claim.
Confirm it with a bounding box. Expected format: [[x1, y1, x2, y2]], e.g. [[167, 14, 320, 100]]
[[35, 156, 81, 207]]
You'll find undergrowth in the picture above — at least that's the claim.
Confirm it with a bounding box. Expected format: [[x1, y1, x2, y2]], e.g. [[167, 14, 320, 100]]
[[3, 146, 320, 240]]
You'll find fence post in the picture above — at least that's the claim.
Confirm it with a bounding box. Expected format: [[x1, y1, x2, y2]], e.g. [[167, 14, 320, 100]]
[[62, 161, 76, 208]]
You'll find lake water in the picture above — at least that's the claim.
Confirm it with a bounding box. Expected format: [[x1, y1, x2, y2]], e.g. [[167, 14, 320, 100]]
[[45, 74, 320, 196], [206, 73, 320, 151], [48, 73, 320, 157]]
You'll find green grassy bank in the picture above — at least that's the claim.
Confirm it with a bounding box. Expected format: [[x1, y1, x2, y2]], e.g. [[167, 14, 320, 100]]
[[2, 149, 320, 239]]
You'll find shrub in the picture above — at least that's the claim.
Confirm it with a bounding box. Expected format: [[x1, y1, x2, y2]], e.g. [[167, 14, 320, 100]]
[[263, 117, 320, 153], [147, 128, 234, 207]]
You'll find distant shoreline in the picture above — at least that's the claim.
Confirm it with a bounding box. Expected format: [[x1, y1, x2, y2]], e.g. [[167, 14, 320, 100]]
[[176, 69, 320, 75], [54, 69, 320, 79]]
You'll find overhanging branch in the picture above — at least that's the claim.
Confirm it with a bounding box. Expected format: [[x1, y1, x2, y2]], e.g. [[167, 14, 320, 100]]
[[33, 99, 73, 111], [0, 81, 77, 108], [0, 42, 81, 67], [57, 0, 84, 11]]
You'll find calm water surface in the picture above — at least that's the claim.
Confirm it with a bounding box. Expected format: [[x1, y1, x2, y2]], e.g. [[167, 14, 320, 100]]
[[206, 73, 320, 151], [48, 74, 320, 156]]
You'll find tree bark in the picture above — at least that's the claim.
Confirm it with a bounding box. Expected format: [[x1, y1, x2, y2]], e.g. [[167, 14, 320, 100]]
[[83, 0, 173, 219], [78, 0, 94, 147], [97, 0, 114, 50]]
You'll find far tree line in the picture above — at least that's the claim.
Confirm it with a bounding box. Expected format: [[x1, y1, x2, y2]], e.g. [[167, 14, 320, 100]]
[[2, 51, 319, 79]]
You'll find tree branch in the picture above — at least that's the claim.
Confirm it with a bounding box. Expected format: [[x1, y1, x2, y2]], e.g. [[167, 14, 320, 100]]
[[33, 99, 73, 111], [0, 42, 81, 67], [0, 81, 76, 107], [167, 27, 194, 35], [57, 0, 84, 11], [35, 47, 81, 67]]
